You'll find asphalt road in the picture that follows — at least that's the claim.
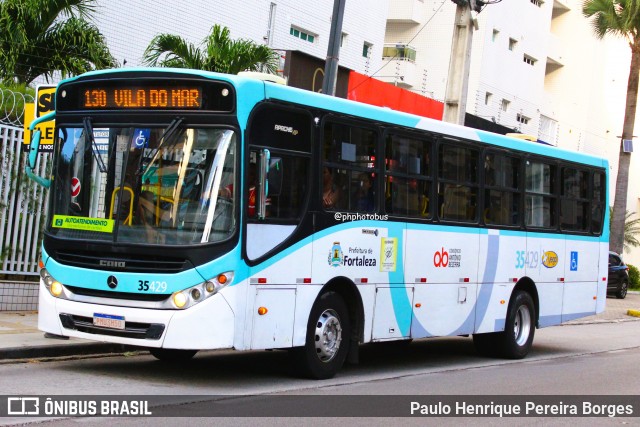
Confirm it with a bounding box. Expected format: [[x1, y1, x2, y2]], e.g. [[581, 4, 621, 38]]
[[1, 319, 639, 426]]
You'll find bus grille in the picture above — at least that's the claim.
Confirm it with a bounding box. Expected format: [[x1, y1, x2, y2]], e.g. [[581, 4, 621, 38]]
[[65, 285, 169, 302], [59, 314, 164, 340], [54, 251, 189, 273]]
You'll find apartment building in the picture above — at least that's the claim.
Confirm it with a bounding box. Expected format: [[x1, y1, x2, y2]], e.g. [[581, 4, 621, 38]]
[[92, 0, 389, 79], [382, 0, 640, 266]]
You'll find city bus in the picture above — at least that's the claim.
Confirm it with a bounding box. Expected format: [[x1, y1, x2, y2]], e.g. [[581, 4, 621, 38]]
[[26, 68, 609, 379]]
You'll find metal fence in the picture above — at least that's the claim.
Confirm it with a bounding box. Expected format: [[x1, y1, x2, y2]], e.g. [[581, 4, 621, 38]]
[[0, 123, 50, 276]]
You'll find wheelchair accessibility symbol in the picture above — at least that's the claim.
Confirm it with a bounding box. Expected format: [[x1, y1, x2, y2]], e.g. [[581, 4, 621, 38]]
[[570, 251, 578, 271], [133, 128, 150, 148]]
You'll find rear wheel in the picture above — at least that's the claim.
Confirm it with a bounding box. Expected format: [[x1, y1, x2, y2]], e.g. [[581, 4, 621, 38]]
[[473, 290, 535, 359], [149, 348, 198, 362], [291, 291, 350, 379], [616, 280, 628, 299]]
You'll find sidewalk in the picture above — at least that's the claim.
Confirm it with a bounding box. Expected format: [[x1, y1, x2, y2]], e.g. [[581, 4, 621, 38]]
[[1, 293, 639, 362]]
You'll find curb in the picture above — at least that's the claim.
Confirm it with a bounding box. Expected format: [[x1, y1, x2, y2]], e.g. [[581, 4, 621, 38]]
[[628, 309, 640, 318], [0, 343, 139, 361]]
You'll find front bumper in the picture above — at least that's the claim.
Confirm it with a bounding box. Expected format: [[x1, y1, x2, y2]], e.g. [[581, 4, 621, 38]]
[[38, 281, 235, 350]]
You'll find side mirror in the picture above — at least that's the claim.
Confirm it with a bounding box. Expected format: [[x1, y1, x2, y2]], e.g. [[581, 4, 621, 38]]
[[25, 111, 55, 188]]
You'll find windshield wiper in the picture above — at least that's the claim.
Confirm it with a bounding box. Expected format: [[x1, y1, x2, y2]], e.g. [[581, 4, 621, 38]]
[[83, 117, 107, 173], [139, 117, 185, 177]]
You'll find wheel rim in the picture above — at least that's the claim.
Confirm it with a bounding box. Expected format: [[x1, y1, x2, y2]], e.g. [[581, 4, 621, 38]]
[[621, 282, 628, 297], [314, 309, 342, 363], [513, 304, 532, 347]]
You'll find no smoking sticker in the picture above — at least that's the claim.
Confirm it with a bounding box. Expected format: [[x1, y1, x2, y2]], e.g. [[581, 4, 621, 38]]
[[71, 177, 81, 197]]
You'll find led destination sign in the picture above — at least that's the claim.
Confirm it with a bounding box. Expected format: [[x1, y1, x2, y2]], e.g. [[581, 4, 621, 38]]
[[82, 87, 203, 109]]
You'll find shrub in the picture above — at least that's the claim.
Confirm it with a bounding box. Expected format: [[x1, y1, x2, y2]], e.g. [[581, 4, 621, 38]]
[[628, 264, 640, 289]]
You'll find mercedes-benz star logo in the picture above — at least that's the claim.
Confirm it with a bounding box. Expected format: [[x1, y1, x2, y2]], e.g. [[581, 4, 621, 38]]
[[107, 275, 118, 289]]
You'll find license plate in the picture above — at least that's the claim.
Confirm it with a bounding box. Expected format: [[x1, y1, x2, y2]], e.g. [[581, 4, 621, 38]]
[[93, 313, 125, 330]]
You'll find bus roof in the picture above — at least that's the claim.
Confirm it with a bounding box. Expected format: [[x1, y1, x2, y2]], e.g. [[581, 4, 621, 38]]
[[58, 67, 608, 169]]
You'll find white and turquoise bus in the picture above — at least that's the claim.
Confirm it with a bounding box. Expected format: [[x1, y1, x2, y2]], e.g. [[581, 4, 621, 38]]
[[27, 69, 609, 379]]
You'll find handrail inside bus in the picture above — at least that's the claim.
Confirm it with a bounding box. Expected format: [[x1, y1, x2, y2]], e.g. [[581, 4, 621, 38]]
[[25, 111, 56, 188]]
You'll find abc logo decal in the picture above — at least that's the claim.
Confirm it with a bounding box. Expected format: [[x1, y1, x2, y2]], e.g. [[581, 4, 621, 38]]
[[434, 247, 449, 267]]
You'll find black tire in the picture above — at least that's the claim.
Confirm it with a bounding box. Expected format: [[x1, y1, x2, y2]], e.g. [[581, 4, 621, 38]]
[[473, 290, 535, 359], [291, 291, 350, 379], [498, 290, 535, 359], [149, 348, 198, 362], [616, 280, 628, 299]]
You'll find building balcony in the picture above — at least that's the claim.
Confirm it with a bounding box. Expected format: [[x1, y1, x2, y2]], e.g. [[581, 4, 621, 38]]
[[379, 47, 418, 88], [386, 0, 425, 24], [546, 33, 564, 74]]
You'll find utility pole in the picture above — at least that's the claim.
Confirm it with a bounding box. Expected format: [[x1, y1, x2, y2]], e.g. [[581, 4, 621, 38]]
[[443, 0, 478, 125], [322, 0, 346, 96]]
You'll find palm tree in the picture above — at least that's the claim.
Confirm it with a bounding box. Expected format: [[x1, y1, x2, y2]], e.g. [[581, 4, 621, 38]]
[[0, 0, 117, 85], [609, 207, 640, 253], [583, 0, 639, 255], [143, 24, 278, 75]]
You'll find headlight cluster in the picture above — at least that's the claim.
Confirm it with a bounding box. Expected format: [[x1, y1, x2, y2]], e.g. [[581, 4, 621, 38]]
[[40, 268, 65, 298], [171, 272, 234, 309]]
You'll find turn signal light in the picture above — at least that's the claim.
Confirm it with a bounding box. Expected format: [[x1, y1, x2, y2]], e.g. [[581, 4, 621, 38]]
[[217, 274, 228, 285], [258, 307, 268, 315]]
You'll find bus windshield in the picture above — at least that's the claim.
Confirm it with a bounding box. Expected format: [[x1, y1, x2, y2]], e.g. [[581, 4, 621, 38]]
[[47, 124, 237, 245]]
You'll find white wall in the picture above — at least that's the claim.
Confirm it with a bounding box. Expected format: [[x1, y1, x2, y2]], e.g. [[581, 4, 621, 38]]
[[91, 0, 389, 75]]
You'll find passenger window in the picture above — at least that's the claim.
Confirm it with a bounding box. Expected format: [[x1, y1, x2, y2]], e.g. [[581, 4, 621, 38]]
[[247, 150, 309, 220], [483, 153, 520, 226], [592, 172, 606, 234], [323, 121, 377, 212], [438, 144, 479, 222], [525, 160, 557, 228], [385, 134, 432, 218], [560, 168, 589, 231]]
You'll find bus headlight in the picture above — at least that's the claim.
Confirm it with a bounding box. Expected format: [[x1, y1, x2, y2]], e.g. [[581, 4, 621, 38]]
[[169, 271, 234, 309], [40, 268, 65, 298]]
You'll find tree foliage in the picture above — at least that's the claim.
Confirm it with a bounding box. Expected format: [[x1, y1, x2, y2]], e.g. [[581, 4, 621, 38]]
[[0, 0, 117, 85], [143, 24, 278, 75], [609, 207, 640, 253]]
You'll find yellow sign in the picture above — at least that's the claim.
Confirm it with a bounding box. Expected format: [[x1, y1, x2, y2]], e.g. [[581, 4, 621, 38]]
[[380, 237, 398, 272], [542, 251, 559, 268], [23, 85, 56, 152], [52, 215, 114, 233]]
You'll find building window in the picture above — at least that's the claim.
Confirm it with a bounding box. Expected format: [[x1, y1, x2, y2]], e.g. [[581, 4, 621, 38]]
[[363, 42, 372, 58], [509, 38, 517, 51], [530, 0, 544, 6], [485, 92, 493, 105], [492, 29, 499, 42], [340, 33, 348, 47], [523, 54, 537, 65], [501, 99, 510, 112], [517, 113, 530, 125], [290, 26, 316, 43]]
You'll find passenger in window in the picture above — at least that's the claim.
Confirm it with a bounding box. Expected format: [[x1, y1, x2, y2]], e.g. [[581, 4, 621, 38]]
[[323, 167, 341, 209], [355, 172, 374, 212]]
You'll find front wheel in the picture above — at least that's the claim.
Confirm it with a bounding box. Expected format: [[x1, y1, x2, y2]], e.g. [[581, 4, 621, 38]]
[[291, 291, 350, 379], [616, 280, 628, 299], [149, 348, 198, 362]]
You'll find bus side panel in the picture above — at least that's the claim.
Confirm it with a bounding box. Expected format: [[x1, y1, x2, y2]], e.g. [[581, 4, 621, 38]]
[[407, 226, 478, 338], [246, 238, 313, 350], [474, 230, 521, 334], [527, 233, 565, 327], [595, 241, 608, 313], [309, 223, 402, 344], [561, 237, 598, 322]]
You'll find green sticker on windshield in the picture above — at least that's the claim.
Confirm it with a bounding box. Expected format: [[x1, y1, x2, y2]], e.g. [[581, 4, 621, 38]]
[[52, 215, 114, 233]]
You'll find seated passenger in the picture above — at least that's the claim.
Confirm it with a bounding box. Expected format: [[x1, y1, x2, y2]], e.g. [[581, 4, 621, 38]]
[[354, 173, 374, 212]]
